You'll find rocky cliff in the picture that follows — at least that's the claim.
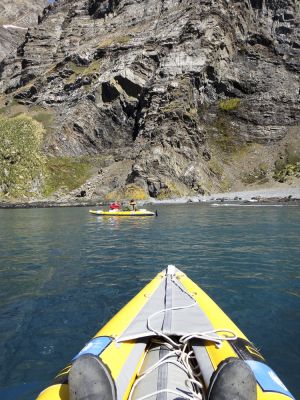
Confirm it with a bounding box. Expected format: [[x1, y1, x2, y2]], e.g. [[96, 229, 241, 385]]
[[0, 0, 47, 62], [0, 0, 299, 201]]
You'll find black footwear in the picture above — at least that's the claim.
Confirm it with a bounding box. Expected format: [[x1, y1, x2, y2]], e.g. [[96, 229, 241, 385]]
[[208, 358, 257, 400], [69, 354, 117, 400]]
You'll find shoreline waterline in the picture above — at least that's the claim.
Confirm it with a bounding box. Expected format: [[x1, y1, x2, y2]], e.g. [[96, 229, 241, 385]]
[[145, 187, 300, 205], [0, 186, 299, 209]]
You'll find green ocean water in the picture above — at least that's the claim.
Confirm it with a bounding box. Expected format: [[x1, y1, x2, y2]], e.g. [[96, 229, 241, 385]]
[[0, 203, 299, 399]]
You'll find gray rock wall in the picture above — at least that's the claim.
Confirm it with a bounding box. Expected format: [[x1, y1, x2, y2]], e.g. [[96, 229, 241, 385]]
[[0, 0, 299, 197], [0, 0, 47, 62]]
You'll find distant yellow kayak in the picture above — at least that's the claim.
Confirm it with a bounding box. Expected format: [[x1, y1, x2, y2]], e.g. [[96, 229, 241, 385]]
[[89, 209, 156, 217], [36, 266, 294, 400]]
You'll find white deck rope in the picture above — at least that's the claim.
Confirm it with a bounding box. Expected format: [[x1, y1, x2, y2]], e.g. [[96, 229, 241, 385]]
[[130, 270, 238, 400], [129, 341, 203, 400]]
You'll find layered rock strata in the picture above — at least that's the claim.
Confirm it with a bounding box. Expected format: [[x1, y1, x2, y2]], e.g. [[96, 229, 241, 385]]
[[0, 0, 299, 199], [0, 0, 47, 62]]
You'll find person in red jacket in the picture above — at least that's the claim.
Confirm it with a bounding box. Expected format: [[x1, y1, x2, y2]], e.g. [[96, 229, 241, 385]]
[[109, 202, 121, 210]]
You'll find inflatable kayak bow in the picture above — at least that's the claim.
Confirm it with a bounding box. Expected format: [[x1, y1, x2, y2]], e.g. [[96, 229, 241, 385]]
[[37, 266, 294, 400], [89, 209, 156, 217]]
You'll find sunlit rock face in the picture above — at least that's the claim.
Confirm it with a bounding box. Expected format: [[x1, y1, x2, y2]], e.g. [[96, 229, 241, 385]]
[[0, 0, 47, 62], [0, 0, 299, 197]]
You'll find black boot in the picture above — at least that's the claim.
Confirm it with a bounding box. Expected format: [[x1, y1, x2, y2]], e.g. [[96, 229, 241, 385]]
[[69, 354, 117, 400], [208, 358, 257, 400]]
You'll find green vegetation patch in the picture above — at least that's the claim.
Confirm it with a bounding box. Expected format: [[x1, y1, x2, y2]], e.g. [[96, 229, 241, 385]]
[[83, 61, 101, 75], [0, 113, 97, 199], [156, 181, 185, 200], [98, 35, 131, 49], [0, 103, 54, 137], [67, 62, 86, 75], [285, 141, 300, 165], [219, 177, 232, 192], [219, 98, 241, 111], [208, 159, 224, 178], [65, 60, 101, 84], [241, 163, 269, 184], [0, 114, 45, 199], [105, 184, 149, 201], [273, 162, 300, 183], [209, 116, 245, 154], [32, 110, 54, 136], [43, 157, 93, 196], [273, 136, 300, 182]]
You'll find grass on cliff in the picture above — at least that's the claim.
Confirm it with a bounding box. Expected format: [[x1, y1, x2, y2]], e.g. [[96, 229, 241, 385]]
[[273, 138, 300, 182], [105, 184, 149, 201], [0, 113, 94, 199], [156, 180, 186, 200], [65, 61, 101, 84], [0, 114, 45, 199], [273, 163, 300, 182], [241, 163, 269, 184], [214, 99, 242, 153], [98, 35, 131, 49], [219, 98, 241, 111], [0, 102, 54, 137], [32, 110, 54, 136], [209, 116, 245, 154], [43, 157, 93, 196]]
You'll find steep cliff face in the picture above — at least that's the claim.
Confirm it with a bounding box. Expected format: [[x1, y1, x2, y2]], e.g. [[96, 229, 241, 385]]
[[0, 0, 47, 62], [0, 0, 299, 200]]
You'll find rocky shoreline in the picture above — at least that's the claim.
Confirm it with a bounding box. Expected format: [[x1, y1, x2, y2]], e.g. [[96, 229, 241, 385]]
[[1, 187, 299, 209], [0, 199, 100, 209], [149, 187, 300, 204]]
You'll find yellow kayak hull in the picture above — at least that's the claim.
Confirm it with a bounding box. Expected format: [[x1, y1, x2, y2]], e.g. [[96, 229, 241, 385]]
[[89, 209, 156, 217], [36, 267, 294, 400]]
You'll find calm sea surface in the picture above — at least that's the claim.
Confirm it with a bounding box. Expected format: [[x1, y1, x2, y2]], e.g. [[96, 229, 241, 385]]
[[0, 203, 299, 399]]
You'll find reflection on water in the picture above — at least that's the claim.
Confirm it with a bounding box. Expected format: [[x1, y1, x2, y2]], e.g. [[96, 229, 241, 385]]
[[0, 204, 299, 399]]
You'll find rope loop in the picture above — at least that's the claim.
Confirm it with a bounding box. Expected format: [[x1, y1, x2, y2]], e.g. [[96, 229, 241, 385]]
[[130, 274, 238, 400]]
